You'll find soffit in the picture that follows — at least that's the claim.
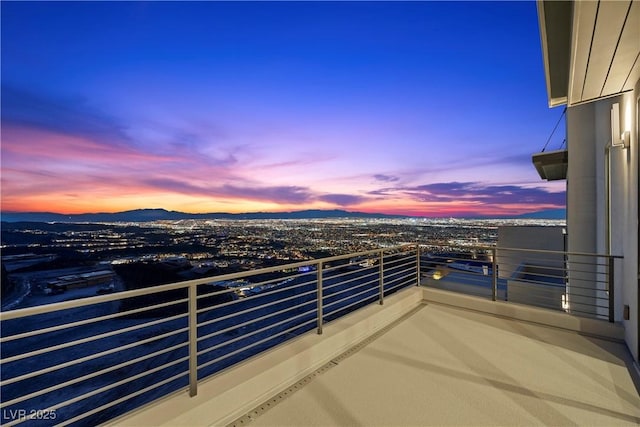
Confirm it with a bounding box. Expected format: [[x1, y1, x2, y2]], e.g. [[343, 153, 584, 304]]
[[538, 1, 573, 107], [568, 0, 639, 105]]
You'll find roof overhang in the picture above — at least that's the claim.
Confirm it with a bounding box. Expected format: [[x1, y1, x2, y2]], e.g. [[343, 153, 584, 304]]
[[538, 0, 640, 107], [537, 1, 572, 107]]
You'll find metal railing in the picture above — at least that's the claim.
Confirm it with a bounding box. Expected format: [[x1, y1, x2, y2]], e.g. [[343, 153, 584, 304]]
[[420, 244, 622, 322], [0, 245, 417, 426]]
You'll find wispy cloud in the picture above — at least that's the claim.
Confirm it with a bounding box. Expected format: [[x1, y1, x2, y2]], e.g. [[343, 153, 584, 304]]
[[138, 177, 317, 205], [219, 184, 314, 204], [373, 174, 399, 183], [366, 187, 396, 197], [1, 84, 243, 171], [142, 178, 211, 196], [402, 181, 565, 206], [368, 181, 566, 209], [318, 193, 367, 206], [143, 178, 371, 207], [1, 84, 131, 147]]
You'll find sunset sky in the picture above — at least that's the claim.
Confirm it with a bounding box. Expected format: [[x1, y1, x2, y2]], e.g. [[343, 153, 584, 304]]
[[1, 1, 566, 217]]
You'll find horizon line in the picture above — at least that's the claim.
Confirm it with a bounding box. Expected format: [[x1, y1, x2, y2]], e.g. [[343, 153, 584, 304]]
[[0, 206, 567, 219]]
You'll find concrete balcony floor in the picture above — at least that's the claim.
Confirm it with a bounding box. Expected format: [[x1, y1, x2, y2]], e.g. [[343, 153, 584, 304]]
[[115, 288, 640, 427], [237, 302, 640, 427]]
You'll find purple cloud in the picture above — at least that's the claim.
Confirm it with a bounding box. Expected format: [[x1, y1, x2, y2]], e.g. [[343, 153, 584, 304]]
[[373, 174, 399, 183], [159, 129, 239, 167], [1, 84, 131, 147], [402, 182, 565, 206], [367, 187, 396, 196], [143, 176, 375, 207], [220, 184, 314, 204], [143, 177, 315, 204], [318, 194, 367, 206], [143, 178, 207, 195]]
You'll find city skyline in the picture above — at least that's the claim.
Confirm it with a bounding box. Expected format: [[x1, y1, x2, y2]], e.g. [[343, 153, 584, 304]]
[[1, 1, 566, 217]]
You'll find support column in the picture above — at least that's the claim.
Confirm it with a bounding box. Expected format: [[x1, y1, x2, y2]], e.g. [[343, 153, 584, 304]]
[[566, 103, 599, 317]]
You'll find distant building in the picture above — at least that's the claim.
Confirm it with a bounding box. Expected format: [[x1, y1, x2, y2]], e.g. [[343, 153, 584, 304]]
[[47, 270, 114, 292]]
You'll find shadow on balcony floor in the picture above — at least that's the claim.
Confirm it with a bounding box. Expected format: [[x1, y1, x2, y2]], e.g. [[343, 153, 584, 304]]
[[237, 303, 640, 427]]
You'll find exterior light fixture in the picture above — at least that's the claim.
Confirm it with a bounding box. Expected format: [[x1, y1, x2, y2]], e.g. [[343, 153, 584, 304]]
[[610, 103, 630, 149]]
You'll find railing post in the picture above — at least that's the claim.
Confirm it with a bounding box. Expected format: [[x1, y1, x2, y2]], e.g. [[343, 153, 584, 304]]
[[188, 283, 198, 397], [317, 261, 323, 334], [379, 250, 384, 305], [416, 244, 421, 286], [608, 256, 615, 323], [491, 248, 497, 301]]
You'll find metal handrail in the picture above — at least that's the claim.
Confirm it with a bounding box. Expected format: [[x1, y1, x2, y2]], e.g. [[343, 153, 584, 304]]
[[56, 372, 188, 427], [386, 277, 415, 293], [324, 285, 378, 310], [324, 279, 377, 302], [198, 288, 318, 329], [424, 243, 623, 259], [420, 243, 621, 322], [0, 246, 411, 321], [323, 265, 378, 282], [197, 300, 316, 343], [323, 270, 379, 291], [0, 297, 188, 343], [198, 318, 319, 371]]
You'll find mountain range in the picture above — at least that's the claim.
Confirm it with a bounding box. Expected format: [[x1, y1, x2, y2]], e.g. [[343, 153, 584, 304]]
[[0, 208, 566, 223]]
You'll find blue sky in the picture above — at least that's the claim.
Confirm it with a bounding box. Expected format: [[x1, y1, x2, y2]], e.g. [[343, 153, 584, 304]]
[[1, 1, 566, 216]]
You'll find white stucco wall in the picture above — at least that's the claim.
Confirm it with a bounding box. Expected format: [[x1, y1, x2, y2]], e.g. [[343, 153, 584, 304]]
[[566, 82, 639, 361], [609, 87, 639, 362], [621, 80, 639, 361], [496, 226, 565, 278]]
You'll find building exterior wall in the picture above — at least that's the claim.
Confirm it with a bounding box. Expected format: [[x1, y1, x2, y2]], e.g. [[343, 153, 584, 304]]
[[566, 80, 639, 360], [567, 100, 608, 318], [606, 87, 638, 361], [496, 226, 565, 278], [497, 226, 566, 313], [625, 79, 639, 361]]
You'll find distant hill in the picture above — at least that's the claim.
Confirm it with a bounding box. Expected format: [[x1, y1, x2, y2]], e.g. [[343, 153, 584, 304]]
[[0, 209, 408, 223], [0, 207, 567, 223], [515, 208, 566, 220]]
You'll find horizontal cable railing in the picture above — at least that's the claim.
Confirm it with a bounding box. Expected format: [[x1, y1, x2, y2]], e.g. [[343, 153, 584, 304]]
[[0, 245, 416, 426], [419, 244, 621, 322]]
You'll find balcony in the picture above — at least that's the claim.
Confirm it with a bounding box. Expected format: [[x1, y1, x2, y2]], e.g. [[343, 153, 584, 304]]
[[1, 245, 638, 426], [242, 297, 639, 427]]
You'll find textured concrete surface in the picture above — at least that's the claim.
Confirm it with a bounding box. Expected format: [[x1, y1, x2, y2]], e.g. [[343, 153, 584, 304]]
[[244, 303, 640, 427]]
